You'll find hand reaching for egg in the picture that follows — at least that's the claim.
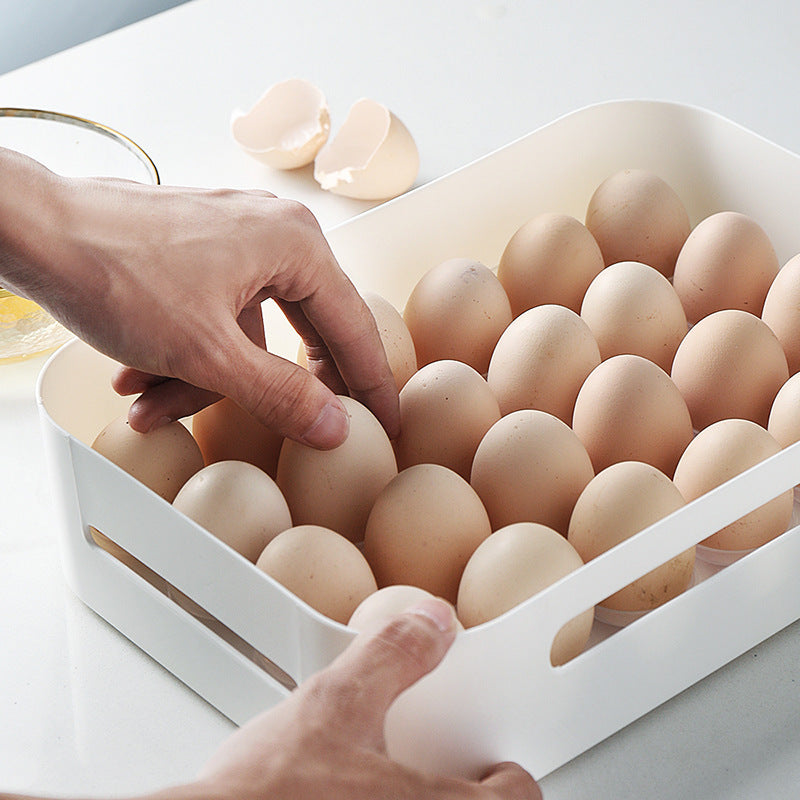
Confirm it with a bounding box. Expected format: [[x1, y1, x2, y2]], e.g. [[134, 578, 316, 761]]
[[0, 147, 399, 450]]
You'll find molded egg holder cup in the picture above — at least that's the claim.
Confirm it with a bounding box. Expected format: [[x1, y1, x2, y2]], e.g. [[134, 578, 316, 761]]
[[37, 99, 800, 782]]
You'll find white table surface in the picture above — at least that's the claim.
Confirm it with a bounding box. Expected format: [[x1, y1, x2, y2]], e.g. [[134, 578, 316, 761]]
[[2, 1, 800, 797]]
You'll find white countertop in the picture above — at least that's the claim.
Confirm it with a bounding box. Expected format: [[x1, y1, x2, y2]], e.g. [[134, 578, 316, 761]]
[[2, 1, 800, 797]]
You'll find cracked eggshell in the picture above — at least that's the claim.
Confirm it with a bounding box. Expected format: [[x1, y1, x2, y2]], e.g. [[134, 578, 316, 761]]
[[314, 98, 419, 200], [231, 78, 330, 169]]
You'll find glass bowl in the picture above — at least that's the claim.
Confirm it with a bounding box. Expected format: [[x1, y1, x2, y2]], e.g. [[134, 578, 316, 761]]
[[0, 108, 159, 363]]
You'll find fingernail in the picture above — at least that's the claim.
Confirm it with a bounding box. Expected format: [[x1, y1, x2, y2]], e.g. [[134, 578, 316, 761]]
[[408, 598, 456, 633], [301, 401, 349, 448]]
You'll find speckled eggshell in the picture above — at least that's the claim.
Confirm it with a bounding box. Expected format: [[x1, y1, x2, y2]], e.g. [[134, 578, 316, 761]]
[[403, 258, 513, 374], [567, 461, 693, 612], [363, 464, 492, 604], [670, 309, 789, 430], [486, 304, 601, 424], [496, 212, 604, 316], [580, 260, 688, 371], [470, 409, 594, 535], [673, 211, 780, 324], [571, 354, 693, 477], [761, 253, 800, 375], [173, 460, 292, 562], [362, 292, 418, 391], [276, 395, 397, 543], [585, 169, 691, 278], [192, 397, 284, 479], [91, 414, 205, 502], [256, 525, 377, 624], [394, 360, 501, 480], [673, 419, 793, 551], [456, 522, 593, 665]]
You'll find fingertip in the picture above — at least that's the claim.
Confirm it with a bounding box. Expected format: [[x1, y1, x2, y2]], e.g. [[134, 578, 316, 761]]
[[480, 761, 543, 800], [299, 397, 350, 449], [406, 597, 458, 635]]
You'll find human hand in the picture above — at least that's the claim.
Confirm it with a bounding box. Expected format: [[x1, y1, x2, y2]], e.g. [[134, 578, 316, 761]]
[[0, 148, 398, 448], [189, 598, 541, 800]]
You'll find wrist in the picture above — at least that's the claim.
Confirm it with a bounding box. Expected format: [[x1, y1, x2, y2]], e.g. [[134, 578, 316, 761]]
[[0, 146, 71, 301]]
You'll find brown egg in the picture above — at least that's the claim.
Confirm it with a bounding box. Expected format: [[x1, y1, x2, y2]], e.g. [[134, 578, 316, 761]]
[[362, 292, 418, 390], [673, 211, 779, 324], [567, 461, 693, 612], [670, 309, 789, 430], [403, 258, 513, 374], [496, 212, 604, 316], [768, 372, 800, 449], [173, 461, 292, 562], [348, 585, 462, 632], [673, 419, 792, 552], [762, 253, 800, 375], [470, 409, 594, 535], [456, 522, 593, 665], [394, 360, 501, 480], [572, 354, 693, 477], [91, 414, 204, 502], [256, 525, 377, 624], [486, 304, 601, 423], [585, 169, 691, 278], [276, 395, 397, 543], [191, 397, 283, 479], [580, 261, 688, 371], [363, 464, 492, 604]]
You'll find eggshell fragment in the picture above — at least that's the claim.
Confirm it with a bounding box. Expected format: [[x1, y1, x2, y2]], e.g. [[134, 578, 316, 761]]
[[348, 585, 462, 632], [673, 419, 792, 551], [256, 525, 377, 624], [231, 78, 330, 169], [670, 309, 789, 430], [192, 397, 283, 479], [486, 304, 600, 424], [585, 169, 691, 278], [92, 414, 204, 502], [580, 260, 688, 371], [768, 372, 800, 449], [314, 98, 419, 200], [173, 461, 292, 562], [363, 464, 492, 604], [394, 360, 501, 480], [568, 461, 693, 612], [496, 212, 604, 316], [403, 258, 512, 374], [457, 522, 592, 665], [572, 354, 693, 477], [470, 410, 594, 535], [276, 396, 397, 543], [761, 253, 800, 375], [673, 211, 779, 324]]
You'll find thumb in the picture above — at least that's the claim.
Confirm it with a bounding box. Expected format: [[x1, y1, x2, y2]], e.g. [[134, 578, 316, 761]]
[[301, 598, 458, 746]]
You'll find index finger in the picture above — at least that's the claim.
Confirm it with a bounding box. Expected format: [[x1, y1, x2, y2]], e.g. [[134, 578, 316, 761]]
[[299, 268, 400, 440]]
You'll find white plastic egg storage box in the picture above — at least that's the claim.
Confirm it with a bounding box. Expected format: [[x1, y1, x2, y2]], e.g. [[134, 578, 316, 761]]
[[37, 100, 800, 779]]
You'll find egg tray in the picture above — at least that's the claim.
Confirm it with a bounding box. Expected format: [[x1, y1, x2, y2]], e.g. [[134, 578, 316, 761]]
[[37, 100, 800, 780]]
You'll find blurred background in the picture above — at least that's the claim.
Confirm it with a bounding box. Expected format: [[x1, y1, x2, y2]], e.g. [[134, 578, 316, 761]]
[[0, 0, 188, 74]]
